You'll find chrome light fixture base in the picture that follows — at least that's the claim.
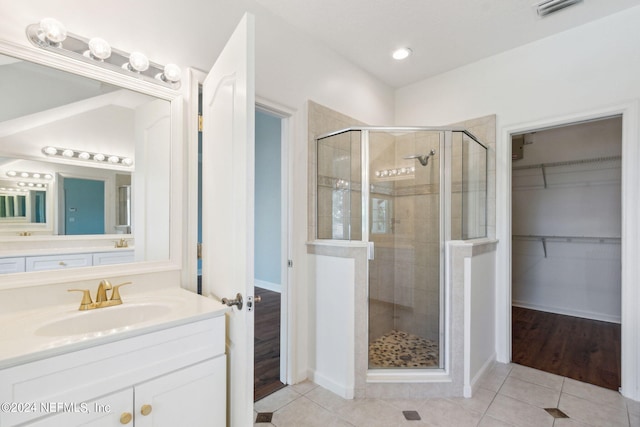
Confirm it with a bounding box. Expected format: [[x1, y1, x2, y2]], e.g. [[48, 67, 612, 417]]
[[26, 19, 181, 89], [536, 0, 583, 17]]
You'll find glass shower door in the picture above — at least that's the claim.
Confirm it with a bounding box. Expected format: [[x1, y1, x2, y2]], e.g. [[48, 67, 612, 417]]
[[367, 130, 443, 370]]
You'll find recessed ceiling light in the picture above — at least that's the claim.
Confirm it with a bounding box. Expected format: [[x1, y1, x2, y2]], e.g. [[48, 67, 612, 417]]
[[392, 48, 412, 60]]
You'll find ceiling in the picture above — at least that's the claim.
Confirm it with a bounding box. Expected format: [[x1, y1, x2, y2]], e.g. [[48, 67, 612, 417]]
[[2, 0, 640, 90], [254, 0, 640, 87]]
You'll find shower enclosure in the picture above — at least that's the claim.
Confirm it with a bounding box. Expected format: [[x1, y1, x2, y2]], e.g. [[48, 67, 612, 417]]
[[316, 127, 487, 374]]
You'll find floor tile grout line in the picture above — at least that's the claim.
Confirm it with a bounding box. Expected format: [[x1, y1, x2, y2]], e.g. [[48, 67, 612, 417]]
[[556, 378, 565, 408]]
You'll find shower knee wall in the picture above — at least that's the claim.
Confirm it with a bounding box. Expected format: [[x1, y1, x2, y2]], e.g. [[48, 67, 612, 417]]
[[307, 239, 497, 399]]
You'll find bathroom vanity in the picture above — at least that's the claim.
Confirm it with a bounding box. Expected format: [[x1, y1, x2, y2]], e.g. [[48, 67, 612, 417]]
[[0, 287, 227, 427]]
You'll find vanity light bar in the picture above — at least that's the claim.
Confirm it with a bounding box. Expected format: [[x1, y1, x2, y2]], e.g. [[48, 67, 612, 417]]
[[5, 171, 53, 180], [375, 166, 416, 179], [17, 182, 47, 188], [26, 18, 181, 89], [42, 146, 133, 167], [0, 187, 29, 192]]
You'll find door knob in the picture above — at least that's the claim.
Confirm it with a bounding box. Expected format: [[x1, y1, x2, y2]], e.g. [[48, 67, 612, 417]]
[[221, 293, 243, 310]]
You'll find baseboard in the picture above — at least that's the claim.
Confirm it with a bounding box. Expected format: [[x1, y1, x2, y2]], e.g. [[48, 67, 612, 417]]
[[512, 301, 621, 324], [308, 369, 354, 399], [255, 279, 282, 293], [465, 353, 496, 398]]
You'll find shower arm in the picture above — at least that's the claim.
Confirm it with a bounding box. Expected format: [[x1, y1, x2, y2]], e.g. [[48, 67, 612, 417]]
[[404, 149, 436, 166]]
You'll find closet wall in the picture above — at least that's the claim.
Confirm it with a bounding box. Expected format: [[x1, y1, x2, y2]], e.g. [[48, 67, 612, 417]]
[[511, 117, 622, 323]]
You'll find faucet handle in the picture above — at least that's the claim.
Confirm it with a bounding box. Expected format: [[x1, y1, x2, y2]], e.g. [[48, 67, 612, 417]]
[[110, 282, 132, 302], [68, 289, 93, 309]]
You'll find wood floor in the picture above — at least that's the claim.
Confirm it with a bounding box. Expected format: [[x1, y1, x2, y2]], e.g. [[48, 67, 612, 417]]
[[512, 306, 621, 390], [254, 287, 285, 401]]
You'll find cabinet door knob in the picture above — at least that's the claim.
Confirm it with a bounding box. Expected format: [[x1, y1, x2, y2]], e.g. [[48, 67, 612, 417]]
[[120, 412, 132, 424], [141, 404, 153, 416]]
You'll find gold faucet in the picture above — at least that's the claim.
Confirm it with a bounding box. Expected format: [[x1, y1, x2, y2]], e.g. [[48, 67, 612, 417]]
[[68, 280, 132, 311], [115, 238, 129, 248]]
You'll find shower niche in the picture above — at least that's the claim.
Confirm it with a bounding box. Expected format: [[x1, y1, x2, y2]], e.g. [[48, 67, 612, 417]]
[[314, 126, 487, 396]]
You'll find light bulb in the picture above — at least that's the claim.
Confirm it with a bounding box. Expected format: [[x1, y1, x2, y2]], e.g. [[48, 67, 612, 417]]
[[87, 37, 111, 60], [32, 173, 41, 178], [121, 157, 133, 166], [20, 172, 29, 178], [27, 183, 34, 187], [93, 153, 105, 162], [159, 63, 181, 83], [18, 182, 26, 187], [43, 146, 58, 155], [44, 174, 53, 180], [78, 152, 91, 160], [108, 155, 120, 164], [62, 149, 74, 157], [39, 18, 67, 44], [125, 52, 149, 72], [7, 171, 16, 177]]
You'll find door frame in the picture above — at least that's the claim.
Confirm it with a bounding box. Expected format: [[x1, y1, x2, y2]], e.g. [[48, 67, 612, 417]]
[[255, 97, 295, 385], [496, 100, 640, 400]]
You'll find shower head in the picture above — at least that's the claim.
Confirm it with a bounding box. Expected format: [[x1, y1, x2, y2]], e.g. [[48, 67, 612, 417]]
[[404, 149, 436, 166]]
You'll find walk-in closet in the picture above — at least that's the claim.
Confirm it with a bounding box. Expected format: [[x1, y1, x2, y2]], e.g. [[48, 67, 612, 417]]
[[511, 116, 622, 390]]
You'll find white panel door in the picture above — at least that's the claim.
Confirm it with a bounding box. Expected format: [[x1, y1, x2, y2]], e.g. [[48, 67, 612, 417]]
[[201, 13, 256, 427]]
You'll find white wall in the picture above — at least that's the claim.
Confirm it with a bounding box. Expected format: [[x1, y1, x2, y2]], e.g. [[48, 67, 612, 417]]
[[310, 254, 355, 399], [466, 250, 496, 397], [395, 7, 640, 400]]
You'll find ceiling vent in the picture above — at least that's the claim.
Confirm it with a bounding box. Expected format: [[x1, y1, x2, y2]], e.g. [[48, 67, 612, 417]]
[[536, 0, 583, 17]]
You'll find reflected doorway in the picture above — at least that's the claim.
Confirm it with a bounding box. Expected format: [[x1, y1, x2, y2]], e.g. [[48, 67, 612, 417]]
[[62, 177, 104, 235]]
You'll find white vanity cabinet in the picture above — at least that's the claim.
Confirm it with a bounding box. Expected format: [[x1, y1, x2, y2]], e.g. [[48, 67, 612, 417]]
[[0, 250, 135, 274], [25, 253, 93, 272], [0, 316, 226, 427], [0, 257, 24, 274]]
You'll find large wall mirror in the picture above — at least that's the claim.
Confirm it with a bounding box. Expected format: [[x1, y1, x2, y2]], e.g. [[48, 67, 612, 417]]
[[0, 43, 181, 283]]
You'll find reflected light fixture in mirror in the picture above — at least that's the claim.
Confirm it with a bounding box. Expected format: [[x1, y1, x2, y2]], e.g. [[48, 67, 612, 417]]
[[26, 18, 182, 89], [42, 146, 133, 167]]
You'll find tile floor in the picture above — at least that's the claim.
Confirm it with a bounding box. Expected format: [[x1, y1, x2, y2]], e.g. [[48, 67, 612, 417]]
[[254, 363, 639, 427]]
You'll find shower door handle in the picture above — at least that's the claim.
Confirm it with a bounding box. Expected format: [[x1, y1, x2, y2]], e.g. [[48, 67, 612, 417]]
[[367, 242, 375, 260]]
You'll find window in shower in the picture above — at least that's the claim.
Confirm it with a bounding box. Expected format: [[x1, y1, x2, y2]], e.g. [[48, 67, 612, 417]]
[[371, 197, 392, 234]]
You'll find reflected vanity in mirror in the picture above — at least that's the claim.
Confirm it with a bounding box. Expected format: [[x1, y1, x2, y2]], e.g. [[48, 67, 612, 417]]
[[0, 49, 174, 276]]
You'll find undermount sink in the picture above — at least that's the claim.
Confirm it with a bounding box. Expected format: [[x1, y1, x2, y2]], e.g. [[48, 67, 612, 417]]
[[35, 303, 172, 337]]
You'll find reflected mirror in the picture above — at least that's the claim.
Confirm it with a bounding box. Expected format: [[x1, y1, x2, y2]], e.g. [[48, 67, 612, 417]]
[[0, 51, 172, 272]]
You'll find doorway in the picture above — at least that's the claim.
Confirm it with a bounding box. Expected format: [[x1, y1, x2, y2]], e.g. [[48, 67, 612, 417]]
[[253, 107, 288, 401], [510, 117, 622, 390], [196, 91, 291, 401], [62, 177, 105, 235]]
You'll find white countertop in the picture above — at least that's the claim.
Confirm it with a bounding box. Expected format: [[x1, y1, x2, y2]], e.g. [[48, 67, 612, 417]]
[[0, 287, 228, 369]]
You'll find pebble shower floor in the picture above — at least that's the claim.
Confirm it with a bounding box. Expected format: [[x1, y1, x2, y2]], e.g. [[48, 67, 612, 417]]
[[368, 329, 439, 368]]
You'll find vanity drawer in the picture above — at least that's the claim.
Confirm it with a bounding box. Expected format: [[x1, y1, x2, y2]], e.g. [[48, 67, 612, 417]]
[[0, 257, 25, 274], [25, 253, 93, 272], [92, 250, 135, 266]]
